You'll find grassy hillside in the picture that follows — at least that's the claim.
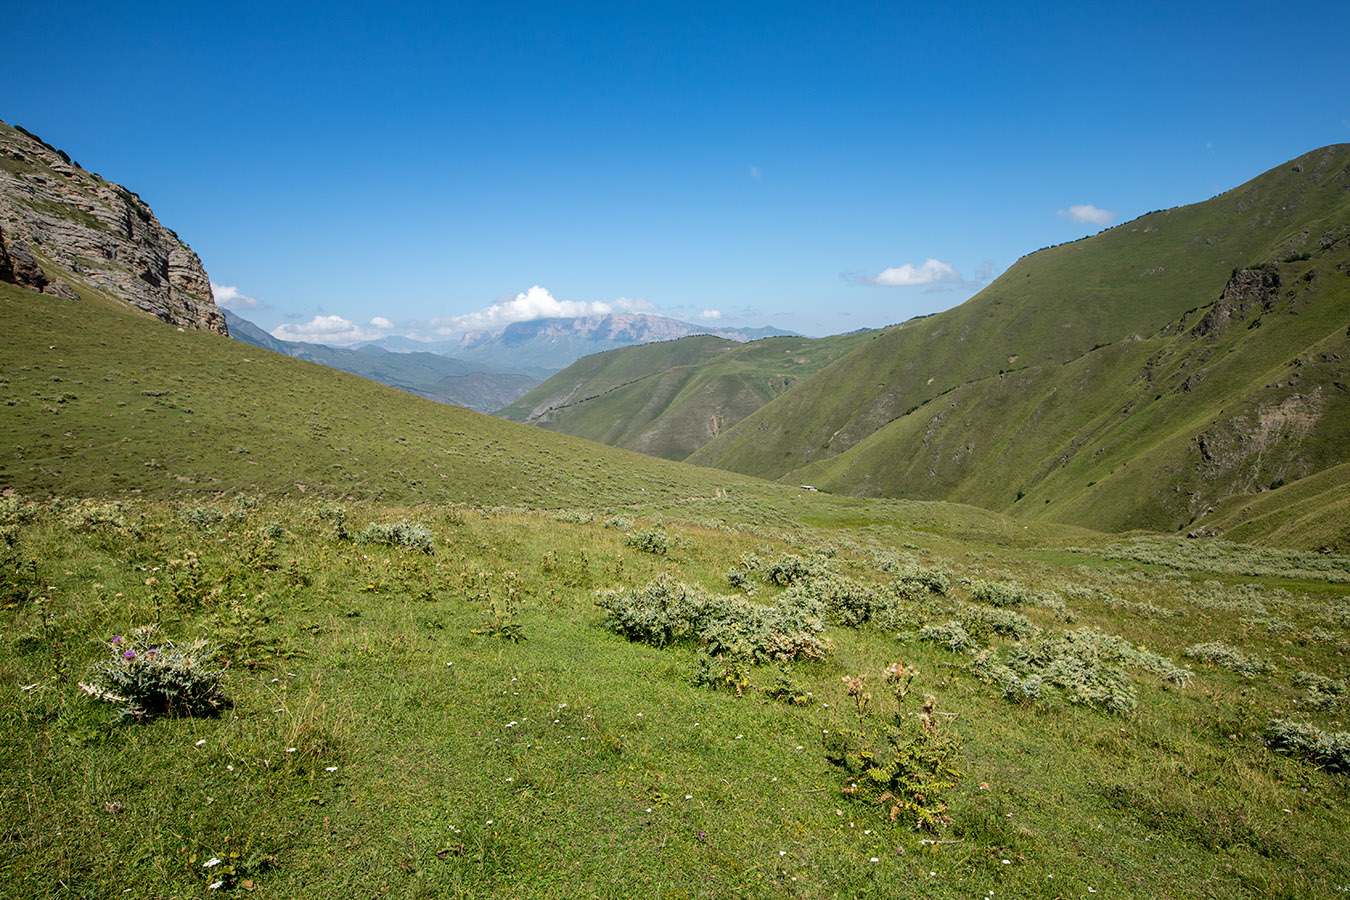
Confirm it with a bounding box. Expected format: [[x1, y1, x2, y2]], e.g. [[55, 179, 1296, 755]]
[[690, 145, 1350, 489], [498, 332, 871, 461], [0, 280, 771, 508], [787, 244, 1350, 548], [4, 276, 1350, 898]]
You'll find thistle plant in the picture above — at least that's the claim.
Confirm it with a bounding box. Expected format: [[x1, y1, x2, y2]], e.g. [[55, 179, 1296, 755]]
[[825, 662, 961, 832], [79, 624, 226, 721]]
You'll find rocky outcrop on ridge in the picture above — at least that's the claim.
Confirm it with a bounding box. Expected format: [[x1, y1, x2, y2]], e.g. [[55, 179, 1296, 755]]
[[0, 119, 225, 334]]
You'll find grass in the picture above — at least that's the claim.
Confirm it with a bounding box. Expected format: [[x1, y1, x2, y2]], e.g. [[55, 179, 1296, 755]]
[[2, 491, 1349, 898], [3, 228, 1350, 896], [688, 145, 1350, 547], [497, 332, 870, 462]]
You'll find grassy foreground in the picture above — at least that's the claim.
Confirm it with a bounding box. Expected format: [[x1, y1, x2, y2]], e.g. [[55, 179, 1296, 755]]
[[3, 492, 1347, 899]]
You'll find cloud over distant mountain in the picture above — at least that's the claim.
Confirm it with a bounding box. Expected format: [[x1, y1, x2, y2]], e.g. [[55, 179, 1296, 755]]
[[427, 286, 654, 335], [273, 314, 393, 345], [211, 282, 262, 310]]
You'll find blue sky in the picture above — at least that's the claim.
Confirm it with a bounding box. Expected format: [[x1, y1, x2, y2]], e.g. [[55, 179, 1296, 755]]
[[7, 1, 1348, 341]]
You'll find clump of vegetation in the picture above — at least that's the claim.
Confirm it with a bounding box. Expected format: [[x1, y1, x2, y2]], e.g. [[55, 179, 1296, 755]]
[[468, 570, 525, 642], [625, 528, 670, 555], [762, 553, 831, 586], [968, 649, 1045, 704], [968, 628, 1189, 715], [315, 504, 351, 541], [79, 625, 226, 721], [355, 520, 435, 554], [784, 572, 878, 626], [968, 579, 1034, 608], [1293, 671, 1345, 709], [825, 663, 961, 831], [1183, 641, 1272, 677], [958, 604, 1037, 640], [1, 545, 40, 607], [178, 504, 225, 531], [918, 620, 977, 653], [1266, 720, 1350, 774], [688, 651, 751, 696], [595, 575, 829, 662], [550, 508, 594, 524]]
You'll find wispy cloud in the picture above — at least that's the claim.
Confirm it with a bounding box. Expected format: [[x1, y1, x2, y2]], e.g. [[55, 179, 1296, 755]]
[[272, 314, 394, 345], [427, 285, 654, 335], [847, 257, 999, 293], [749, 165, 761, 180], [1056, 204, 1115, 226], [210, 282, 261, 310], [698, 309, 722, 320], [851, 258, 961, 287]]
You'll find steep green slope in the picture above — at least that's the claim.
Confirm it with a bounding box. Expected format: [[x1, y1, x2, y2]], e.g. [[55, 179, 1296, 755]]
[[788, 245, 1350, 547], [690, 145, 1350, 486], [0, 280, 769, 507], [497, 332, 871, 461]]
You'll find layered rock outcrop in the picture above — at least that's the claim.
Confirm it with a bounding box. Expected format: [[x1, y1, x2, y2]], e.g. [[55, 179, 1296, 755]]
[[0, 119, 226, 334]]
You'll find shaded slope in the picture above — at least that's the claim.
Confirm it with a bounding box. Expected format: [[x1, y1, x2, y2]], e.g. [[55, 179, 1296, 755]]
[[0, 280, 770, 507], [497, 332, 872, 461], [690, 145, 1350, 484], [788, 244, 1350, 546]]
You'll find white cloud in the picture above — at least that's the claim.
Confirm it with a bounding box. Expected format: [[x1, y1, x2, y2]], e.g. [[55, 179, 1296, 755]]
[[428, 285, 654, 335], [749, 165, 761, 180], [1056, 204, 1115, 226], [854, 258, 961, 287], [210, 282, 260, 310], [699, 309, 723, 320], [272, 314, 393, 346]]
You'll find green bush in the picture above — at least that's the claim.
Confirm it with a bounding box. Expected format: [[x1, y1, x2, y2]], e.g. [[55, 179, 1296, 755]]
[[1183, 641, 1271, 677], [1266, 720, 1350, 774], [689, 651, 751, 696], [825, 675, 961, 832], [596, 575, 829, 662], [919, 621, 977, 653], [762, 553, 831, 586], [959, 604, 1037, 639], [784, 572, 877, 626], [595, 576, 709, 648], [79, 625, 226, 721], [968, 579, 1034, 608], [355, 520, 435, 554], [625, 529, 670, 555], [1012, 631, 1135, 715], [178, 505, 225, 531]]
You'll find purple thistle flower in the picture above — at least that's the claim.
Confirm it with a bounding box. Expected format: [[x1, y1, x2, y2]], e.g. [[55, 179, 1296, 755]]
[[123, 649, 136, 660], [111, 636, 122, 645], [146, 648, 158, 656]]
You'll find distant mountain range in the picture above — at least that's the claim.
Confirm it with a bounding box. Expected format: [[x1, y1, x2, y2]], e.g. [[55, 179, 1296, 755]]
[[226, 310, 796, 412], [223, 310, 541, 412], [360, 314, 796, 372]]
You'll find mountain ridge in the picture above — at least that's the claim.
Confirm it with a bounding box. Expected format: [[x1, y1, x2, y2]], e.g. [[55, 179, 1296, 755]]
[[0, 119, 225, 334], [223, 309, 540, 412]]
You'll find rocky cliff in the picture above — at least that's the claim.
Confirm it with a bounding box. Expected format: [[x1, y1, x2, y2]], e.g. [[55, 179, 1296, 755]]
[[0, 119, 225, 334]]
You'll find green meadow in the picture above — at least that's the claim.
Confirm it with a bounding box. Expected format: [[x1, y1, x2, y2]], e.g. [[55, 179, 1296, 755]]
[[3, 280, 1350, 898]]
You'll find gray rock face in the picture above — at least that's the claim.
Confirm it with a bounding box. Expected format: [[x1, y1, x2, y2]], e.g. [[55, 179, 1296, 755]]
[[0, 120, 226, 334]]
